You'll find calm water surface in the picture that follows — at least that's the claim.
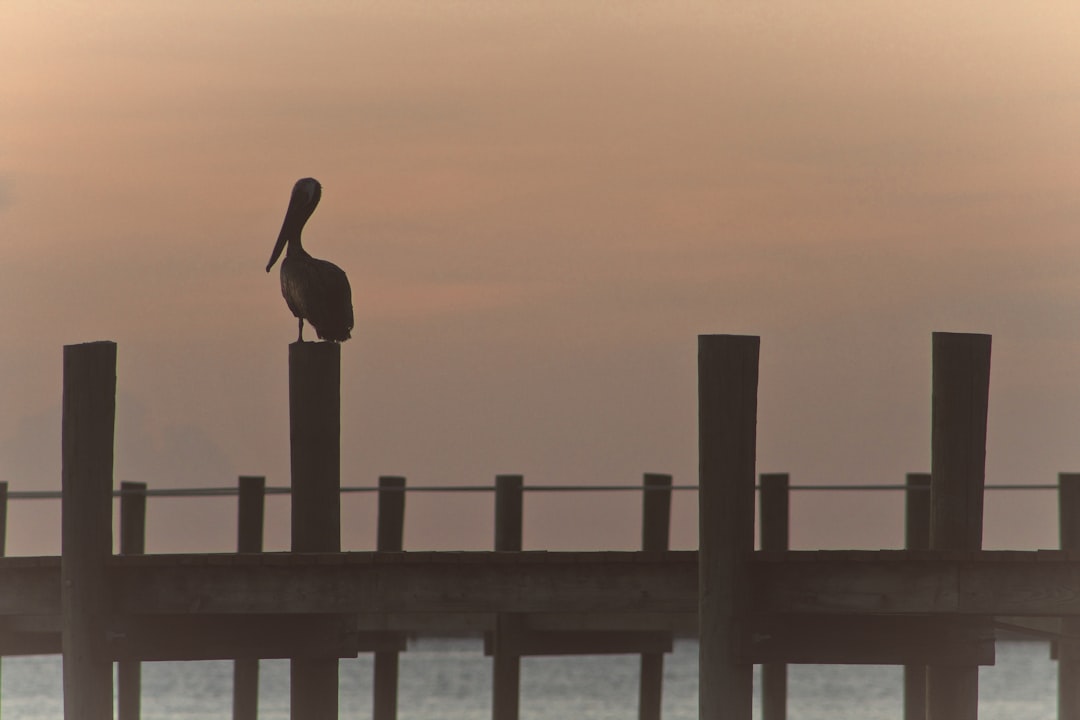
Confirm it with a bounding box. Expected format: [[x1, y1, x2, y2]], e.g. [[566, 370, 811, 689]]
[[1, 638, 1058, 719]]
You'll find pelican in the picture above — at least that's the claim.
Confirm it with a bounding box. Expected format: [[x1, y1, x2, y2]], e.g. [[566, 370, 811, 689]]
[[266, 178, 354, 342]]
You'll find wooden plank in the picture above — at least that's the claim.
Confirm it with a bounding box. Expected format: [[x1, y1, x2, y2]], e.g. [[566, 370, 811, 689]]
[[698, 334, 758, 720], [289, 341, 341, 720], [484, 630, 672, 657], [742, 614, 994, 666], [108, 615, 402, 661], [61, 341, 116, 720]]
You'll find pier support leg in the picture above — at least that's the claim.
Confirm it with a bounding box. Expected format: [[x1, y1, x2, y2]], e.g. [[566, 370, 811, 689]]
[[118, 481, 147, 720], [926, 332, 991, 720], [61, 341, 117, 720], [903, 473, 931, 720], [638, 473, 672, 720], [288, 342, 342, 720], [759, 473, 789, 720], [1059, 473, 1080, 720], [492, 474, 523, 720], [234, 475, 266, 720], [373, 476, 406, 720], [698, 334, 758, 720]]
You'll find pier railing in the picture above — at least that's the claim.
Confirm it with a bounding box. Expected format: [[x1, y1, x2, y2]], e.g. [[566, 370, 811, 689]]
[[6, 333, 1080, 720]]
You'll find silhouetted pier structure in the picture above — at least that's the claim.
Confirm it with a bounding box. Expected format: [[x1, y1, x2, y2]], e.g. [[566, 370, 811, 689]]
[[2, 333, 1080, 719]]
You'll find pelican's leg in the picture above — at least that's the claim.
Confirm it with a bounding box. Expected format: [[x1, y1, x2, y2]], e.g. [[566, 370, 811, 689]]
[[297, 318, 305, 343]]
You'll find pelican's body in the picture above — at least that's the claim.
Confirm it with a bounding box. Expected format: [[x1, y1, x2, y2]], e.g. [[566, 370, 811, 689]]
[[266, 178, 354, 342]]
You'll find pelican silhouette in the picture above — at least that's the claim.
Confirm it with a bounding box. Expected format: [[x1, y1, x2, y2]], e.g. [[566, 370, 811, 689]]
[[266, 178, 354, 342]]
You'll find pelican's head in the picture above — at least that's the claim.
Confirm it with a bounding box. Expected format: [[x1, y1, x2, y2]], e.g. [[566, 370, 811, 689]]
[[266, 177, 323, 272]]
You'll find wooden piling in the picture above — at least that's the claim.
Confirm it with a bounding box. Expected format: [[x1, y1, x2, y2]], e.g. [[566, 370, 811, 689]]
[[119, 481, 147, 720], [61, 341, 117, 720], [903, 473, 931, 720], [234, 475, 266, 720], [1059, 473, 1080, 720], [0, 481, 6, 697], [698, 334, 759, 720], [639, 473, 672, 720], [759, 473, 789, 720], [374, 476, 406, 720], [288, 342, 341, 720], [927, 332, 991, 720], [493, 474, 524, 720]]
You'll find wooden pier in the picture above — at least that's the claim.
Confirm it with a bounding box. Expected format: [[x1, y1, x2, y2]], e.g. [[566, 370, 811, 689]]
[[1, 332, 1079, 718]]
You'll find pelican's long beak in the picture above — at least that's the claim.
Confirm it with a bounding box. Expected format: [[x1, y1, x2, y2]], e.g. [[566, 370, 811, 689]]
[[266, 230, 288, 272]]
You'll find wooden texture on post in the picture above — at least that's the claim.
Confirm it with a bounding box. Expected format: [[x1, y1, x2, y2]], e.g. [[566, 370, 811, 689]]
[[0, 481, 6, 697], [639, 473, 672, 720], [493, 474, 524, 720], [61, 341, 117, 720], [374, 476, 406, 720], [234, 476, 265, 720], [698, 334, 759, 720], [119, 481, 147, 720], [1060, 473, 1080, 720], [288, 342, 341, 720], [904, 473, 931, 720], [759, 473, 789, 720], [927, 332, 991, 720]]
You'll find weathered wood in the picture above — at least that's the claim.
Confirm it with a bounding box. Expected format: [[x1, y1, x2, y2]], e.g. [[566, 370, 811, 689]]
[[698, 334, 758, 720], [904, 473, 931, 720], [1061, 473, 1080, 720], [374, 476, 406, 720], [119, 481, 147, 720], [108, 615, 394, 661], [61, 341, 116, 720], [235, 476, 265, 720], [640, 473, 672, 720], [485, 630, 672, 657], [743, 614, 994, 666], [0, 481, 7, 557], [759, 473, 789, 720], [927, 332, 991, 720], [493, 474, 524, 720], [288, 341, 341, 720], [0, 480, 6, 697]]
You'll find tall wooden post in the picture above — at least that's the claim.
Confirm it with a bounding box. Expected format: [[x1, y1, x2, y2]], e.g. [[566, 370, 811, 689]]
[[374, 476, 406, 720], [234, 475, 266, 720], [927, 332, 990, 720], [61, 341, 117, 720], [759, 473, 789, 720], [904, 473, 931, 720], [118, 481, 147, 720], [492, 474, 524, 720], [1059, 473, 1080, 720], [698, 334, 758, 720], [289, 342, 341, 720], [639, 473, 672, 720]]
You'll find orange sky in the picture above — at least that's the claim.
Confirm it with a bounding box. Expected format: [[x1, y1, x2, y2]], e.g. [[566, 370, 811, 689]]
[[3, 2, 1080, 555]]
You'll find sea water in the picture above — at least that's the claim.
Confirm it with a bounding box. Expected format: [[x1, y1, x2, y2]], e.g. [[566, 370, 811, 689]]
[[0, 638, 1058, 719]]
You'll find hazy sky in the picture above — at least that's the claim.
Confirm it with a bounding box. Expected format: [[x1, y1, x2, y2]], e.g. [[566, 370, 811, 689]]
[[3, 3, 1080, 555]]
